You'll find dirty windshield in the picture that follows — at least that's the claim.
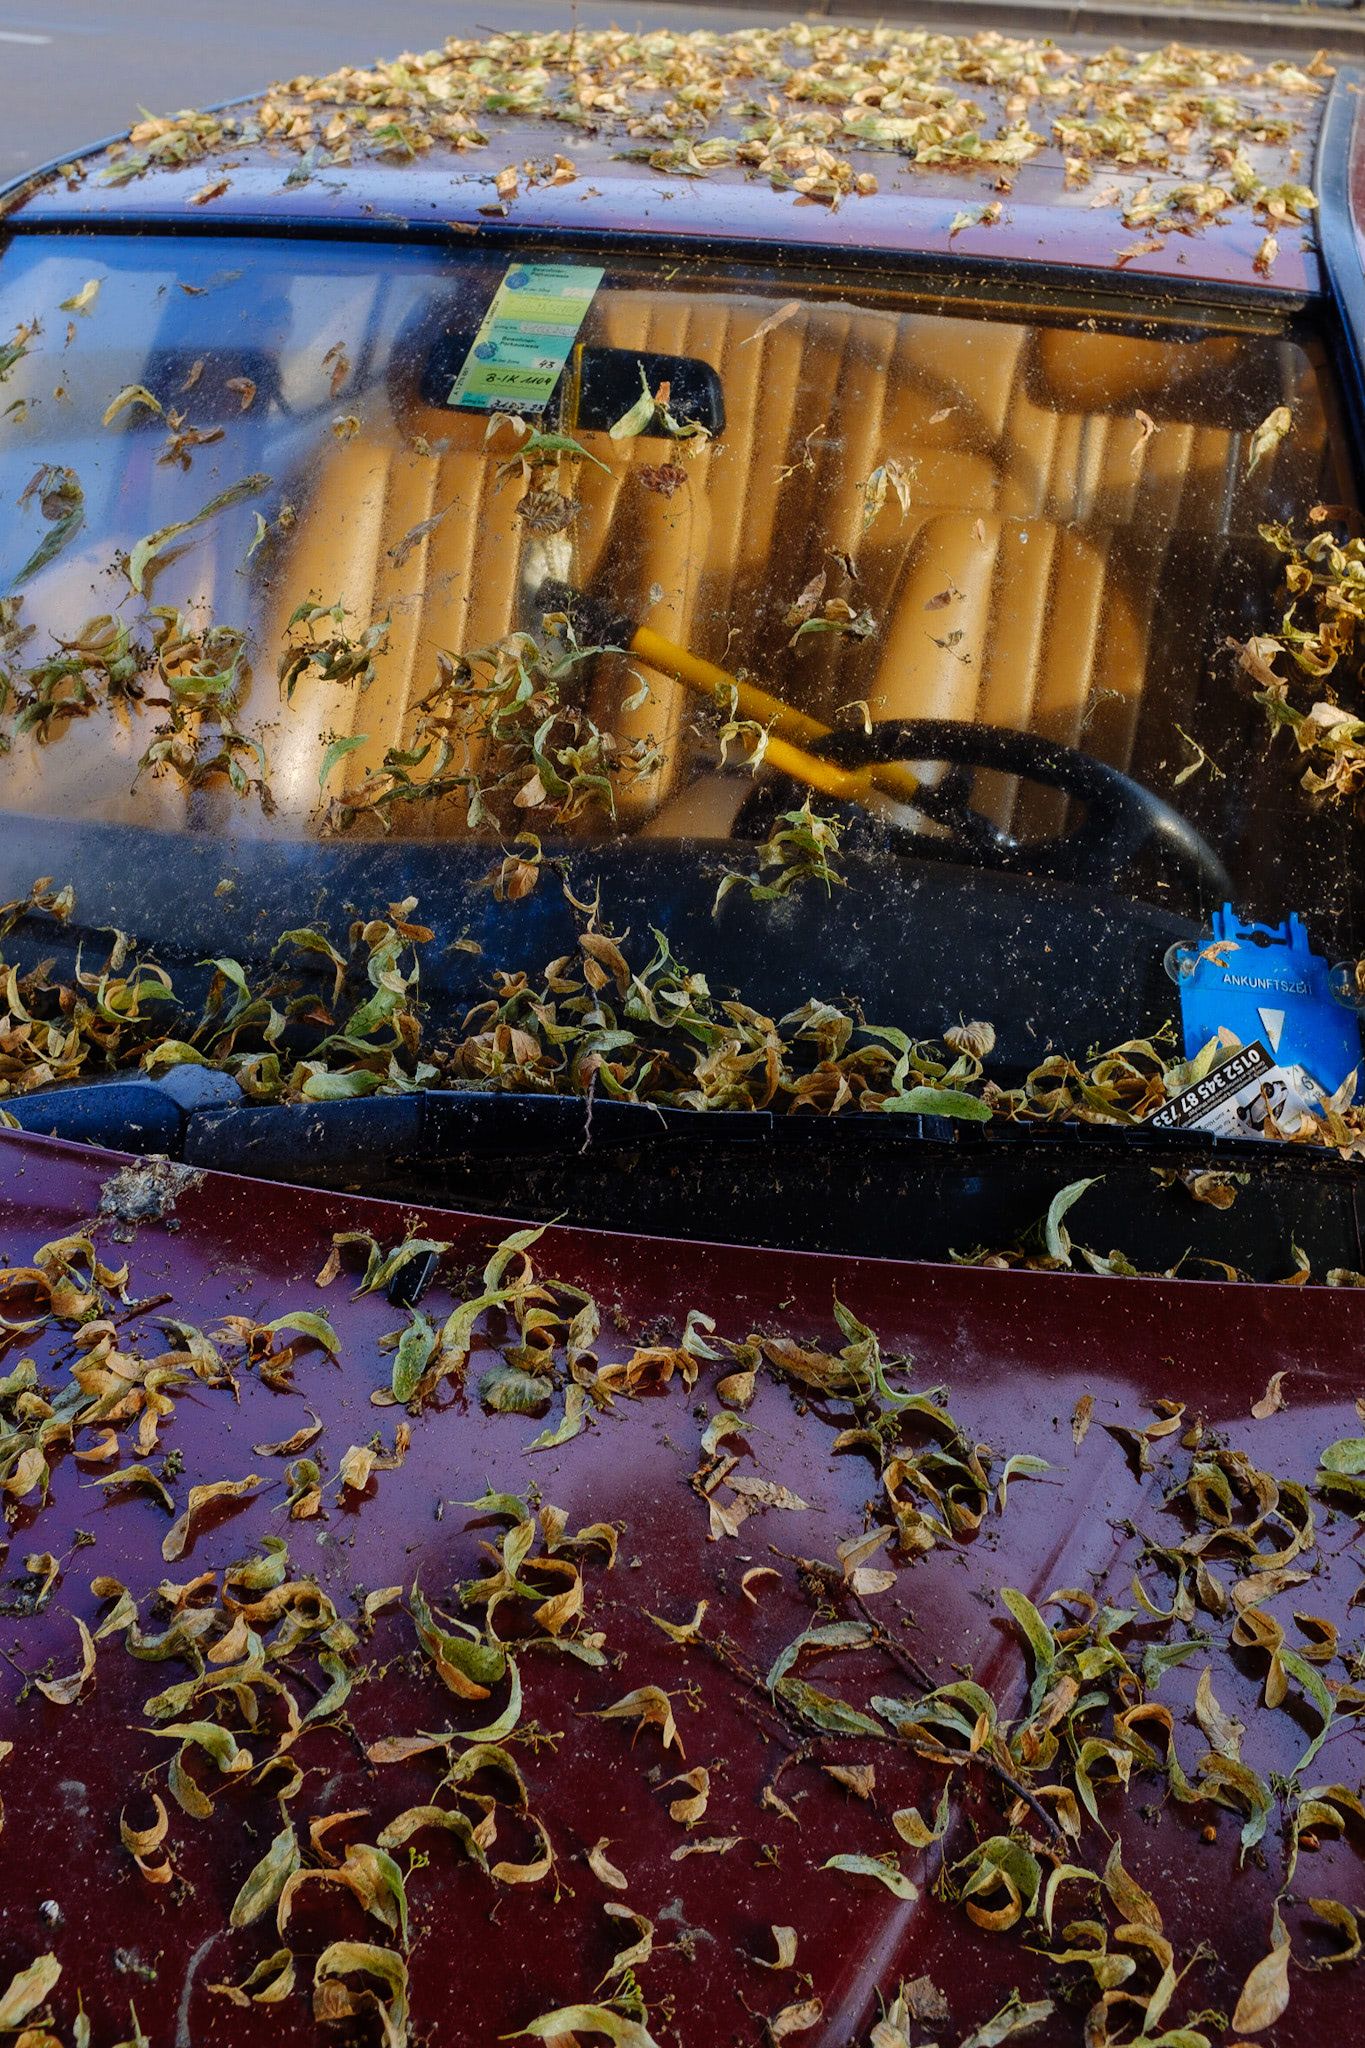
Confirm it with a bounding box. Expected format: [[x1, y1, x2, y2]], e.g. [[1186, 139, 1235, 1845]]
[[0, 231, 1362, 1128]]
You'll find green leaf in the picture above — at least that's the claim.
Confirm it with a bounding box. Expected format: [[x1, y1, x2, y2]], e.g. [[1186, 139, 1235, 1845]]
[[1001, 1586, 1056, 1712], [299, 1068, 387, 1101], [12, 466, 84, 587], [411, 1584, 507, 1691], [1044, 1176, 1103, 1261], [766, 1620, 872, 1691], [881, 1085, 992, 1121], [363, 1238, 452, 1299], [318, 734, 369, 791], [958, 1995, 1056, 2048], [127, 473, 270, 593], [59, 277, 101, 314], [1318, 1436, 1365, 1474], [230, 1821, 300, 1929], [822, 1852, 916, 1898], [1142, 1638, 1206, 1689], [774, 1677, 885, 1738], [456, 1653, 523, 1743], [608, 365, 656, 441], [1280, 1645, 1336, 1774], [264, 1310, 340, 1357], [480, 1362, 552, 1415], [1197, 1752, 1274, 1857], [391, 1311, 437, 1404]]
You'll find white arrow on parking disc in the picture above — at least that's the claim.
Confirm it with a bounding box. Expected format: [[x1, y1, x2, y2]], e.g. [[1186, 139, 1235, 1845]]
[[1257, 1006, 1286, 1054]]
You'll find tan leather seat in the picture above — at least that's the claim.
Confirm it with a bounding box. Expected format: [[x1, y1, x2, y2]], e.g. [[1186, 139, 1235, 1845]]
[[220, 292, 1291, 840]]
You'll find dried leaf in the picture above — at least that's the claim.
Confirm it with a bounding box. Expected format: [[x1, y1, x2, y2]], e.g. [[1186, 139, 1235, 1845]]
[[513, 2007, 659, 2047], [590, 1686, 682, 1754], [758, 1926, 798, 1970], [824, 1763, 876, 1800], [312, 1941, 408, 2045], [163, 1474, 263, 1561], [1251, 1372, 1287, 1419], [646, 1600, 708, 1646], [587, 1839, 628, 1889], [1248, 406, 1293, 475], [35, 1616, 95, 1705], [1072, 1394, 1094, 1447], [102, 385, 163, 427], [823, 1852, 917, 1897], [739, 300, 800, 348], [253, 1414, 322, 1457], [770, 2000, 822, 2038], [1194, 1666, 1244, 1761], [208, 1951, 295, 2007], [1231, 1907, 1290, 2034], [0, 1956, 60, 2029], [660, 1766, 710, 1826], [959, 1997, 1055, 2048], [1103, 1839, 1162, 1932], [1309, 1897, 1361, 1967], [603, 1901, 654, 1975]]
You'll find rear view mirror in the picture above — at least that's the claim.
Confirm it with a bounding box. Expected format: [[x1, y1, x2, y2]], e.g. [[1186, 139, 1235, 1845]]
[[574, 347, 725, 436]]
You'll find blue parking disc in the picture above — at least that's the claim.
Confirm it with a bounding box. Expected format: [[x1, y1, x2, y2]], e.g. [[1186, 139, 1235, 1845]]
[[1172, 906, 1362, 1091]]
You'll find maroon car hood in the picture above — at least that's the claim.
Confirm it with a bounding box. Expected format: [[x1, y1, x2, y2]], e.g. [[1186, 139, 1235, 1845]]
[[1, 1126, 1361, 2047]]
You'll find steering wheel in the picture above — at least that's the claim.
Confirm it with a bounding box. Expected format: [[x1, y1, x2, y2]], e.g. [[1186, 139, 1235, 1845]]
[[740, 718, 1231, 895]]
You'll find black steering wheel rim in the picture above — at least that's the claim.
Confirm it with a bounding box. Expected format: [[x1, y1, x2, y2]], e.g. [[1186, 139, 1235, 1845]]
[[745, 717, 1232, 896]]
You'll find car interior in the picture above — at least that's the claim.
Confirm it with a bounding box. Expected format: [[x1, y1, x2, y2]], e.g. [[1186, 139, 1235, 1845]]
[[0, 232, 1358, 1070]]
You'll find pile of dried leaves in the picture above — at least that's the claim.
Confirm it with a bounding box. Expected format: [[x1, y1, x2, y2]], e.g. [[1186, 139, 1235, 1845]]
[[77, 25, 1328, 250], [1236, 520, 1365, 813], [2, 877, 1363, 1156], [1, 1210, 1362, 2045]]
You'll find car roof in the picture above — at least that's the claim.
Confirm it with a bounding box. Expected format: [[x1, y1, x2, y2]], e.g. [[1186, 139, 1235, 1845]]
[[0, 23, 1336, 299]]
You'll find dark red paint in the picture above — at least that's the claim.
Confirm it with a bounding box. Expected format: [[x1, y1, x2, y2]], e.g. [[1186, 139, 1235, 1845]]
[[1, 1125, 1362, 2046]]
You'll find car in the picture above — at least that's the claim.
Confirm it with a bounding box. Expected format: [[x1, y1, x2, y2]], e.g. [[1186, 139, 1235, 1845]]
[[1, 19, 1363, 2048]]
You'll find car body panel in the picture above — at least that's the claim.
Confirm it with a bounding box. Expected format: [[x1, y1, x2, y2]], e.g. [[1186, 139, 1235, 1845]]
[[3, 37, 1333, 303], [5, 122, 1322, 299], [1, 1123, 1361, 2045]]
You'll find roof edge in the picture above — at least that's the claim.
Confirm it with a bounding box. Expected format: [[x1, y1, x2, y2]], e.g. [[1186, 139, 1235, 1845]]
[[711, 0, 1365, 60]]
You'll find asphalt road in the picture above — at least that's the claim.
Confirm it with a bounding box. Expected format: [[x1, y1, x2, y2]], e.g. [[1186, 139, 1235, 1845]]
[[0, 0, 778, 183]]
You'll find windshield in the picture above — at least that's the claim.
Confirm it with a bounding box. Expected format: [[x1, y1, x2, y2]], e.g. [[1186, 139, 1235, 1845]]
[[0, 229, 1362, 1144]]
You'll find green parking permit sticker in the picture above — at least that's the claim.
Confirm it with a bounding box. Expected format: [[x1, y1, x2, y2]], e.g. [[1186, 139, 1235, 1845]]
[[447, 262, 604, 414]]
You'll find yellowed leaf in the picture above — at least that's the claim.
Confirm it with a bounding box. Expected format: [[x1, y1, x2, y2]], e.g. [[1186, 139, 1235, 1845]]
[[1251, 1372, 1286, 1420], [1231, 1909, 1290, 2034], [757, 1925, 798, 1970], [163, 1474, 263, 1561], [35, 1616, 94, 1705], [660, 1766, 710, 1827], [587, 1838, 629, 1890]]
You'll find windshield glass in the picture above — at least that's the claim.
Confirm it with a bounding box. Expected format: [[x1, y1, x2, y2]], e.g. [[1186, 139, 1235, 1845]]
[[0, 229, 1361, 1126]]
